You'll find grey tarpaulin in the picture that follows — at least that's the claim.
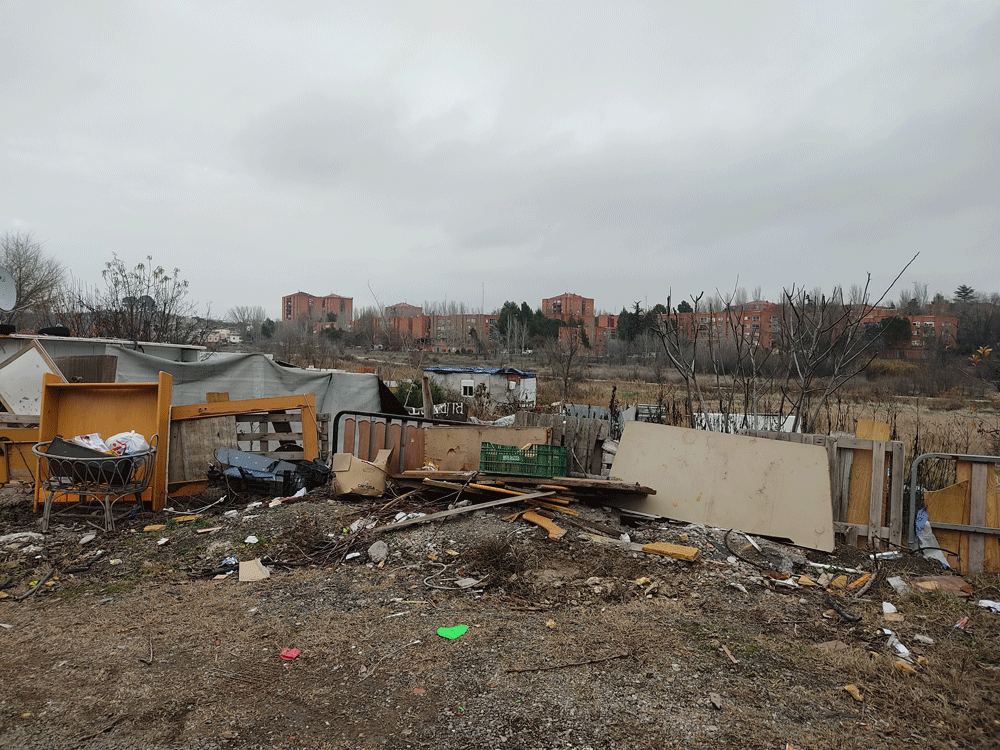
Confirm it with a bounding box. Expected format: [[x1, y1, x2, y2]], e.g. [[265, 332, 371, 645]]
[[113, 348, 385, 425]]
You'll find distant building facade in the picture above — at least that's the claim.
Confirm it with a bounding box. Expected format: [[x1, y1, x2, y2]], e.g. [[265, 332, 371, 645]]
[[282, 292, 353, 331]]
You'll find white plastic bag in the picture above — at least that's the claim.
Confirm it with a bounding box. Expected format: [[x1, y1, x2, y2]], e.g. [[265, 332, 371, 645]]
[[70, 433, 113, 454], [107, 431, 150, 455]]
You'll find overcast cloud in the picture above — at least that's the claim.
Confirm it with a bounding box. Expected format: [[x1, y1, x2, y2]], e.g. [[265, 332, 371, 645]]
[[1, 1, 997, 320]]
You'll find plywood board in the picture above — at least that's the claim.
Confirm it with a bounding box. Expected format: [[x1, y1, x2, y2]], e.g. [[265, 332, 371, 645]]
[[0, 341, 66, 414], [424, 426, 551, 472], [846, 419, 890, 528], [0, 426, 39, 483], [923, 480, 970, 572], [607, 422, 835, 551], [168, 416, 238, 483]]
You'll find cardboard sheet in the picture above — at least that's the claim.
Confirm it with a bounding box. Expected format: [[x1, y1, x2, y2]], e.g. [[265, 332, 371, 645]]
[[607, 422, 834, 551], [423, 426, 550, 472]]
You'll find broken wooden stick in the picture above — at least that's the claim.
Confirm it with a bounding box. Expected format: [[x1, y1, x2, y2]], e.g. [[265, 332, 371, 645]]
[[522, 510, 565, 540], [377, 492, 554, 532], [15, 569, 54, 601], [506, 652, 629, 673], [641, 542, 700, 562]]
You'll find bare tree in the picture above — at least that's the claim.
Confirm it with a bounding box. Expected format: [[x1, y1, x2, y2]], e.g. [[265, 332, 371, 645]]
[[0, 231, 65, 329], [63, 254, 210, 344], [651, 292, 710, 427], [543, 329, 587, 401], [226, 305, 268, 344], [776, 256, 917, 432]]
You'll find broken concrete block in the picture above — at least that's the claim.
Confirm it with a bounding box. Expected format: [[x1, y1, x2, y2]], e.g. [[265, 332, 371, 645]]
[[368, 540, 389, 564]]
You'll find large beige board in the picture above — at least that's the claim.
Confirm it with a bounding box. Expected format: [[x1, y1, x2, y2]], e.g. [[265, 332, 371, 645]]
[[424, 426, 551, 472], [608, 422, 834, 551]]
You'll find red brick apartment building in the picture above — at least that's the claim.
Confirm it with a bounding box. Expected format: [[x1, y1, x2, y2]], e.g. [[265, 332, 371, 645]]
[[543, 293, 598, 349], [282, 292, 354, 331], [669, 301, 782, 349], [858, 307, 958, 359], [374, 304, 499, 352]]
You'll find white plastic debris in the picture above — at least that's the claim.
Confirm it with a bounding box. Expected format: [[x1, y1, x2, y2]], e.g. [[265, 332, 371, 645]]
[[157, 538, 169, 546], [977, 599, 1000, 613], [887, 576, 910, 596], [913, 634, 934, 645], [244, 535, 259, 544], [882, 628, 910, 658], [883, 602, 898, 614], [224, 510, 239, 518]]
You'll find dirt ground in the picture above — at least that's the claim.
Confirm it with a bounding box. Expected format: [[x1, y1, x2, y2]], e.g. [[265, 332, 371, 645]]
[[1, 483, 999, 750]]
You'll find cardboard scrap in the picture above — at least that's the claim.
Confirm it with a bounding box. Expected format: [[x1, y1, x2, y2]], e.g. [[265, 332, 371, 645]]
[[239, 558, 271, 582], [143, 524, 167, 532], [912, 575, 973, 597], [641, 542, 700, 562]]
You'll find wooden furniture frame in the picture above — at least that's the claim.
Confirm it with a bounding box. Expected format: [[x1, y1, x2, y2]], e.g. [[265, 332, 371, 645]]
[[35, 371, 171, 512]]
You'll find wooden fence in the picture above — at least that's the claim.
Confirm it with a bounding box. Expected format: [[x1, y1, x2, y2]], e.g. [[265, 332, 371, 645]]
[[742, 429, 906, 549], [514, 412, 609, 477]]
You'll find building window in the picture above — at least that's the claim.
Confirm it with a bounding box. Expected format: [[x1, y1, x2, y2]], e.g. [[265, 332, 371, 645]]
[[461, 379, 475, 397]]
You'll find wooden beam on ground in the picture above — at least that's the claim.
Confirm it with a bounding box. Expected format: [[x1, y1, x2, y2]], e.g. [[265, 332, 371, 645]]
[[522, 510, 566, 540], [526, 500, 579, 516], [641, 542, 701, 562], [376, 491, 554, 532]]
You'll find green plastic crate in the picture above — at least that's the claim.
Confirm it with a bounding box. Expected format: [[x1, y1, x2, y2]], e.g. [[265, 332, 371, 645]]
[[479, 442, 568, 478]]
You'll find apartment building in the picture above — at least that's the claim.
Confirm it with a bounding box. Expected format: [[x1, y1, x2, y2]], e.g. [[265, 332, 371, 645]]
[[281, 292, 353, 331], [858, 307, 958, 359], [374, 304, 499, 352]]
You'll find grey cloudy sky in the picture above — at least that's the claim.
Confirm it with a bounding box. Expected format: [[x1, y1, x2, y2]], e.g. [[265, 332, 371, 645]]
[[2, 1, 997, 320]]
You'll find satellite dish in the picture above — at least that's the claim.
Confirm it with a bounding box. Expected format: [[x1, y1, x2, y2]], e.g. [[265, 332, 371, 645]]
[[0, 266, 17, 312]]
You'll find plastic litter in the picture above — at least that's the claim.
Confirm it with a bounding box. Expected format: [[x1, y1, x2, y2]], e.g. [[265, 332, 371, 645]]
[[437, 624, 469, 640]]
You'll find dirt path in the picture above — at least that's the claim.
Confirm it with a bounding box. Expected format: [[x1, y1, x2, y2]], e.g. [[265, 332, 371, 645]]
[[1, 488, 998, 749]]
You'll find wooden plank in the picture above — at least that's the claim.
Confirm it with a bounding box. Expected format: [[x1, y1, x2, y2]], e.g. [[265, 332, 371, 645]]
[[847, 420, 891, 534], [525, 500, 579, 516], [372, 420, 387, 460], [236, 428, 304, 442], [827, 440, 840, 516], [984, 464, 1000, 573], [387, 422, 403, 474], [888, 443, 905, 548], [869, 440, 887, 549], [838, 448, 854, 522], [923, 480, 970, 573], [206, 392, 230, 403], [399, 469, 655, 494], [343, 418, 356, 454], [955, 462, 974, 572], [641, 542, 701, 562], [357, 420, 372, 461], [170, 394, 316, 421], [968, 463, 989, 574], [377, 491, 554, 531], [522, 510, 566, 540], [168, 416, 238, 483], [402, 424, 422, 472]]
